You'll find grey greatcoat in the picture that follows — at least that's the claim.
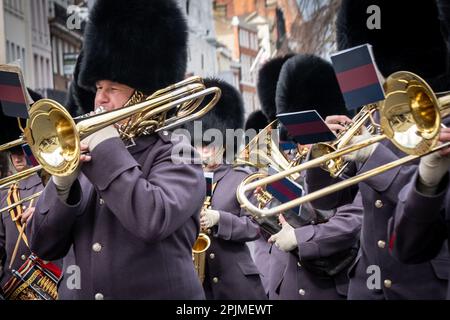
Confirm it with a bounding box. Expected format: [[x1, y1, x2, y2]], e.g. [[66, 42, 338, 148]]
[[390, 171, 450, 299], [306, 139, 450, 299], [0, 174, 43, 288], [27, 132, 206, 300], [267, 194, 362, 300], [203, 165, 266, 300]]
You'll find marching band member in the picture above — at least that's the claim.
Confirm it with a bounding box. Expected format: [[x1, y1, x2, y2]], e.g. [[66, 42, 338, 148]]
[[0, 90, 49, 291], [250, 55, 293, 296], [267, 54, 362, 300], [390, 128, 450, 299], [305, 0, 450, 299], [183, 78, 266, 300], [27, 0, 206, 299]]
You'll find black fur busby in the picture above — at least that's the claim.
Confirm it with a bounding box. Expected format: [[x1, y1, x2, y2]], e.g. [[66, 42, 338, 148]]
[[257, 55, 294, 122], [184, 78, 244, 159], [336, 0, 449, 91], [79, 0, 188, 96], [0, 114, 23, 146], [245, 110, 269, 131], [276, 54, 348, 119], [65, 50, 96, 117], [27, 88, 43, 103]]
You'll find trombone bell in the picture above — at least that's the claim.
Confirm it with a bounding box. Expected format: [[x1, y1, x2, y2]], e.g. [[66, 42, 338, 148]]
[[237, 71, 450, 218]]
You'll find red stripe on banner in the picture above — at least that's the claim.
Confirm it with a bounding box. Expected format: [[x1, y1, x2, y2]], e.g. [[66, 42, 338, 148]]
[[270, 180, 298, 200], [0, 84, 26, 104], [336, 64, 379, 93], [285, 120, 329, 136]]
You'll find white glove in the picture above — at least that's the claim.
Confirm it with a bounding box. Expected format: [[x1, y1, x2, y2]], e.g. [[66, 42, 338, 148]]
[[418, 150, 450, 193], [200, 209, 220, 229], [81, 126, 119, 152], [343, 126, 378, 163], [52, 168, 80, 202], [268, 221, 298, 252]]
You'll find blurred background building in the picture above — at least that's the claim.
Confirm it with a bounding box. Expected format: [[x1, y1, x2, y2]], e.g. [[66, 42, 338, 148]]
[[0, 0, 340, 115]]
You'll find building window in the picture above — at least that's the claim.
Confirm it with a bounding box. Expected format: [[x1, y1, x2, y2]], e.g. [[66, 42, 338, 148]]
[[6, 41, 10, 62], [34, 54, 39, 89], [201, 54, 204, 71], [22, 48, 26, 74], [11, 42, 16, 61], [186, 0, 190, 15]]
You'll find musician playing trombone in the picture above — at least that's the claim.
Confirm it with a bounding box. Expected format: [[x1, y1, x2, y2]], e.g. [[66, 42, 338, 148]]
[[264, 54, 363, 300], [389, 128, 450, 299], [27, 0, 206, 300], [304, 0, 450, 299], [0, 91, 47, 291], [183, 78, 266, 300]]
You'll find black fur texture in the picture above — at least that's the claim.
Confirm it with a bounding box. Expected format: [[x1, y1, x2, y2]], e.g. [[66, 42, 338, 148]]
[[245, 110, 269, 131], [184, 78, 244, 157], [65, 50, 96, 117], [257, 55, 294, 122], [276, 54, 348, 118], [79, 0, 188, 95], [336, 0, 449, 90]]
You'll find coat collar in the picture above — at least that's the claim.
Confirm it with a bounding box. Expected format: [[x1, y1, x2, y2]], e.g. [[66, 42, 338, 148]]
[[17, 173, 42, 190], [207, 164, 232, 184], [125, 134, 159, 155]]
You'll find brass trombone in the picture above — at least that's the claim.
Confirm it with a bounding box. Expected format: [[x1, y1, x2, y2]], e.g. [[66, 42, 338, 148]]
[[0, 76, 221, 180], [237, 71, 450, 217], [0, 76, 221, 213], [235, 121, 309, 234], [309, 104, 380, 178]]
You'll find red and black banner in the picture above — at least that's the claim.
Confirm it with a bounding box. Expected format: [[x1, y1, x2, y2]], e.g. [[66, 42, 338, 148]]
[[0, 70, 29, 119]]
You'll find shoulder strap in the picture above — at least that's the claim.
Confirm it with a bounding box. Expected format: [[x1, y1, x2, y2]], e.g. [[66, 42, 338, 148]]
[[6, 184, 29, 247]]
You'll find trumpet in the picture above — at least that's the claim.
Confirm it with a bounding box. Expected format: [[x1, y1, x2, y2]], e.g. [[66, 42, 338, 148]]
[[237, 71, 450, 217], [0, 76, 221, 213], [0, 76, 220, 178]]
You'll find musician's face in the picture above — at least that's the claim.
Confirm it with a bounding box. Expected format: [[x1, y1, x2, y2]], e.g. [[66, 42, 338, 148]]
[[10, 151, 29, 172], [95, 80, 135, 112], [196, 145, 223, 170]]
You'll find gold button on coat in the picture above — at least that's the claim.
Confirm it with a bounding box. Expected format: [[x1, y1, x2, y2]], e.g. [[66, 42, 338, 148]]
[[384, 279, 392, 288], [95, 293, 104, 300], [212, 277, 219, 283], [92, 243, 102, 252], [375, 200, 383, 208], [298, 289, 306, 296], [377, 240, 386, 249]]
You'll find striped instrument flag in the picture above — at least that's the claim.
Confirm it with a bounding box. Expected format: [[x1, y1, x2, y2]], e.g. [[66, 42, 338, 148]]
[[331, 44, 385, 110], [0, 66, 29, 119], [266, 166, 304, 216], [277, 110, 337, 145]]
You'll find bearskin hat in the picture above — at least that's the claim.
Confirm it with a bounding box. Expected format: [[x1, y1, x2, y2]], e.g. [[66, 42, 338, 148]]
[[257, 55, 294, 122], [27, 88, 43, 104], [78, 0, 188, 96], [336, 0, 449, 91], [276, 54, 348, 119], [65, 50, 96, 117], [184, 78, 244, 158], [245, 110, 269, 131]]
